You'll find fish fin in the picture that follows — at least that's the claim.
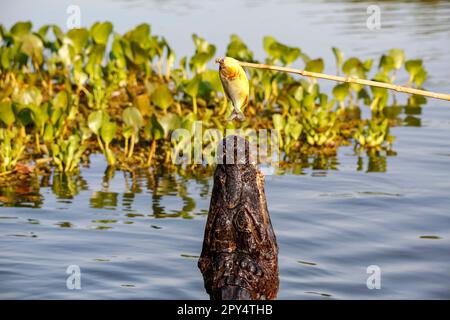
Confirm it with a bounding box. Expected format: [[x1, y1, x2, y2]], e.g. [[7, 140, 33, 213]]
[[236, 111, 246, 121], [228, 109, 245, 122]]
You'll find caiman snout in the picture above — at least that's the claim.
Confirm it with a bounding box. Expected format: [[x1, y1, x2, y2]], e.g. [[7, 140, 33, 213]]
[[198, 135, 279, 300]]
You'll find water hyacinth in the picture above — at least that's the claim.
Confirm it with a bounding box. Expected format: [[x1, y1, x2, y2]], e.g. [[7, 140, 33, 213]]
[[0, 21, 430, 175]]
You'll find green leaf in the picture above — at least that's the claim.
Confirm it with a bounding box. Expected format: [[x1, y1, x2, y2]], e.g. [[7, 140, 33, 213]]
[[303, 94, 316, 108], [181, 112, 197, 133], [53, 90, 69, 110], [332, 47, 344, 72], [111, 35, 124, 59], [43, 123, 54, 142], [14, 87, 43, 106], [10, 21, 32, 40], [287, 117, 302, 140], [0, 99, 15, 126], [263, 36, 279, 59], [85, 44, 106, 76], [192, 34, 216, 57], [165, 42, 176, 75], [414, 68, 427, 87], [319, 93, 328, 108], [202, 70, 223, 93], [293, 86, 304, 101], [134, 94, 151, 117], [283, 47, 300, 65], [189, 35, 216, 72], [363, 59, 373, 73], [151, 83, 174, 111], [159, 113, 182, 137], [37, 25, 50, 40], [88, 110, 104, 135], [305, 58, 324, 73], [263, 36, 276, 51], [52, 25, 64, 43], [90, 21, 113, 45], [190, 53, 210, 71], [343, 57, 362, 75], [122, 106, 143, 132], [226, 34, 253, 61], [332, 83, 350, 102], [1, 47, 10, 70], [388, 49, 405, 70], [150, 114, 164, 140], [122, 125, 133, 139], [20, 34, 44, 65], [184, 74, 201, 98], [373, 72, 390, 83], [125, 23, 150, 44], [57, 44, 72, 66], [126, 41, 148, 64], [379, 55, 395, 74], [65, 28, 89, 54], [272, 114, 285, 131], [30, 103, 49, 129], [100, 120, 117, 145], [17, 108, 33, 126], [371, 85, 388, 99], [263, 36, 300, 65], [405, 59, 423, 78]]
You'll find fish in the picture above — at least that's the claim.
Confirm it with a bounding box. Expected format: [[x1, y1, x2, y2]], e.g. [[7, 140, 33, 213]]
[[216, 57, 249, 121]]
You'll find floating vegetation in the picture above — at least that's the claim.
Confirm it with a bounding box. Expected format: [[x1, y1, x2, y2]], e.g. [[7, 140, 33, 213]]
[[93, 226, 112, 230], [92, 219, 118, 224], [55, 221, 74, 228], [93, 258, 111, 262], [0, 21, 431, 179], [297, 260, 317, 266], [419, 235, 442, 240], [180, 253, 200, 259], [7, 232, 38, 238], [304, 291, 333, 298]]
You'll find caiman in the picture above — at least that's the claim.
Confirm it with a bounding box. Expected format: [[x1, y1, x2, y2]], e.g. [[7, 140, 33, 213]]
[[198, 135, 279, 300]]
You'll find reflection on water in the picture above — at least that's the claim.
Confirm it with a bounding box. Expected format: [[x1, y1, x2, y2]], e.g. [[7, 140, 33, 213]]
[[0, 150, 394, 211], [52, 173, 89, 200], [0, 175, 42, 208], [319, 0, 450, 35], [2, 100, 421, 210], [1, 0, 450, 300], [357, 151, 388, 173]]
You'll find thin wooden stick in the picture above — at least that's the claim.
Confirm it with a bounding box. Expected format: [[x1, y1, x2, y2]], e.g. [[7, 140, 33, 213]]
[[237, 61, 450, 102]]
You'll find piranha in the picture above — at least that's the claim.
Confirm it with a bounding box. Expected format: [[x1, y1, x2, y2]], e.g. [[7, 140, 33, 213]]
[[216, 57, 249, 121]]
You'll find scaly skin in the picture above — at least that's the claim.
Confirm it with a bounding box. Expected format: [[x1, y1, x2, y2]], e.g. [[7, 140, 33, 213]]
[[198, 136, 279, 300]]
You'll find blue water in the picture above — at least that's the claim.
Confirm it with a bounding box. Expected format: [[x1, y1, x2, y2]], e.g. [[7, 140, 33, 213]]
[[1, 0, 450, 299]]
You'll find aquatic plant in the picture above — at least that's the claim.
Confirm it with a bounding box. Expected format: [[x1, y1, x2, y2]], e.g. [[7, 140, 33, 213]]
[[354, 118, 394, 150], [0, 21, 432, 177], [51, 132, 86, 172]]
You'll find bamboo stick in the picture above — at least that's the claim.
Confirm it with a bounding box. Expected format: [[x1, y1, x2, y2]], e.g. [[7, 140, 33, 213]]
[[237, 60, 450, 102]]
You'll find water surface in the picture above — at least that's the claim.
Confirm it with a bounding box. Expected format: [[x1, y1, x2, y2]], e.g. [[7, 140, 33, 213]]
[[1, 0, 450, 299]]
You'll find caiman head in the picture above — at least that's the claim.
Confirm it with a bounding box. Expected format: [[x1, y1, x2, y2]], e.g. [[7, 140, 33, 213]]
[[198, 135, 279, 300]]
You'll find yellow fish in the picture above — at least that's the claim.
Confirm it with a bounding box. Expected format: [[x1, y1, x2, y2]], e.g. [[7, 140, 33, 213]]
[[216, 57, 249, 121]]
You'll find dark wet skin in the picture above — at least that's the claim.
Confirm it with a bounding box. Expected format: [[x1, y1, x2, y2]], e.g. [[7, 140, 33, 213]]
[[198, 136, 279, 300]]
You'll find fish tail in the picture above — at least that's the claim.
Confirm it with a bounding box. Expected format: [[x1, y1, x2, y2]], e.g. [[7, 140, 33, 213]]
[[228, 109, 245, 122]]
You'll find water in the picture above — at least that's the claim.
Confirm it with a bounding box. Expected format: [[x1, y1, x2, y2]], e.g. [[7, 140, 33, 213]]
[[1, 0, 450, 299]]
